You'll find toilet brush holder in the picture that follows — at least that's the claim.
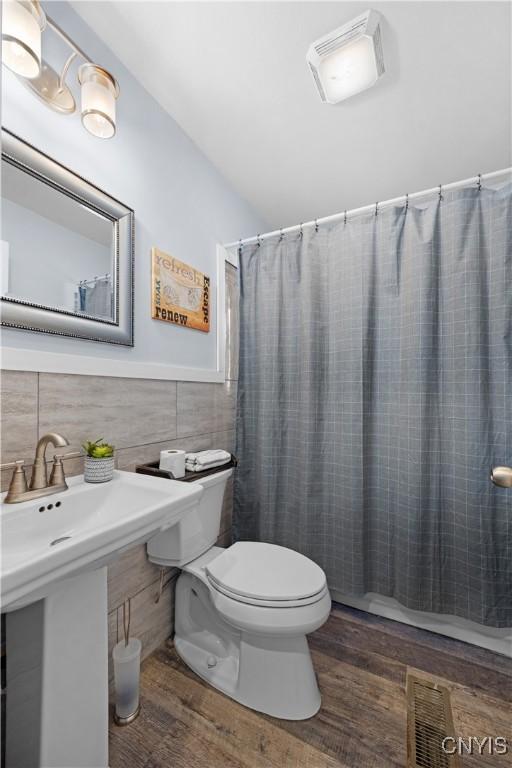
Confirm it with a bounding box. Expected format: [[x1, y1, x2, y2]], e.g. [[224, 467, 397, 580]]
[[113, 599, 141, 726]]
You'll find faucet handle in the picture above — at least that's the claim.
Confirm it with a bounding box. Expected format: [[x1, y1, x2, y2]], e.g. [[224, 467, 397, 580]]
[[53, 451, 82, 461], [0, 459, 23, 470], [49, 452, 82, 487], [2, 460, 28, 502]]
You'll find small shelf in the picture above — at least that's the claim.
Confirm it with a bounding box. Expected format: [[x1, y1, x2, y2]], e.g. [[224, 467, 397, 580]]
[[135, 455, 237, 483]]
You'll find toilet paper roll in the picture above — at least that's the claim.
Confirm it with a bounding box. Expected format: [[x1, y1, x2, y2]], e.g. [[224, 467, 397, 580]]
[[159, 449, 186, 478]]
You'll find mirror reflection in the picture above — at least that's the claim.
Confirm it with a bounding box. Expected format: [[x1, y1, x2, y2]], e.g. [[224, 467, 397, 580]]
[[1, 160, 115, 321]]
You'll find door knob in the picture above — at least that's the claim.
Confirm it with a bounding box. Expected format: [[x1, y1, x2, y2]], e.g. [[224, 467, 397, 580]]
[[490, 466, 512, 488]]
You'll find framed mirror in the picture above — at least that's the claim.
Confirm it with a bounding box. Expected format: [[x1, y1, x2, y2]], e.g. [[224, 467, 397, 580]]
[[1, 128, 134, 345]]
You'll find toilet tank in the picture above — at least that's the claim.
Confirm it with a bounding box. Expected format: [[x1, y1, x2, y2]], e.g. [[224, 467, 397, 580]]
[[147, 468, 233, 568]]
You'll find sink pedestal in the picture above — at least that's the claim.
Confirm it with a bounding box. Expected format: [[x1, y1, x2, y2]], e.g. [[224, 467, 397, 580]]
[[2, 470, 203, 767], [6, 567, 109, 768]]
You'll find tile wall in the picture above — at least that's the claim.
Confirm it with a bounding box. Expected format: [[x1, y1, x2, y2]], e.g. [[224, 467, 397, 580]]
[[1, 264, 239, 671]]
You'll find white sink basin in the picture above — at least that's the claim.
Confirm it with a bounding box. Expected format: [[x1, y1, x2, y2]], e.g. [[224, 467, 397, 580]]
[[2, 468, 203, 768], [1, 469, 202, 611]]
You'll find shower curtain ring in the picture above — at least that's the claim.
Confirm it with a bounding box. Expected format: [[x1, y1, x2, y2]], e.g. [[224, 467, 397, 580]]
[[477, 173, 482, 192], [238, 238, 242, 256], [405, 193, 409, 212], [344, 210, 347, 226], [438, 184, 443, 201], [256, 234, 261, 248], [299, 223, 304, 239], [375, 202, 379, 216], [279, 228, 284, 243], [315, 219, 319, 233]]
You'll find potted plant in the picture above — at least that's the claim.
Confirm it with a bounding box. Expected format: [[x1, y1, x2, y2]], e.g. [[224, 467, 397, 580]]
[[82, 438, 115, 483]]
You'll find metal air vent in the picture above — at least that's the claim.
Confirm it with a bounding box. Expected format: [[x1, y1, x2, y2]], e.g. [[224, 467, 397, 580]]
[[407, 674, 461, 768]]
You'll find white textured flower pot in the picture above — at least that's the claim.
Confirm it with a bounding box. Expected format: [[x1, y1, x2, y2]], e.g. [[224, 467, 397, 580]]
[[84, 456, 115, 483]]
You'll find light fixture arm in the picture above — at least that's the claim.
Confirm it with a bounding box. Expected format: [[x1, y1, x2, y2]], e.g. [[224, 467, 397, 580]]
[[58, 51, 77, 92], [41, 10, 94, 94], [45, 14, 91, 65], [31, 0, 47, 31]]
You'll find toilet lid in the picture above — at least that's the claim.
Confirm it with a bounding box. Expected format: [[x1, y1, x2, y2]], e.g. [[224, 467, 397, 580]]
[[205, 542, 326, 603]]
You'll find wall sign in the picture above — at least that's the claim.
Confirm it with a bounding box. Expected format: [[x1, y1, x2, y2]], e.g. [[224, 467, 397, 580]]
[[151, 247, 210, 332]]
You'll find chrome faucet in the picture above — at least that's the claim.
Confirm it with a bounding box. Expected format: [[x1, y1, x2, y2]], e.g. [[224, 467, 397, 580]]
[[1, 433, 80, 504]]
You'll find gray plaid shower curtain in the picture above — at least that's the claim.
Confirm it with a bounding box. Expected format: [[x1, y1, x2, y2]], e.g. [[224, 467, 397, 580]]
[[234, 183, 512, 627]]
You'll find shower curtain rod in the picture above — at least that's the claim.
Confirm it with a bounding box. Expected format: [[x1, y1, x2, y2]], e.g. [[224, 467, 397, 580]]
[[224, 168, 512, 250]]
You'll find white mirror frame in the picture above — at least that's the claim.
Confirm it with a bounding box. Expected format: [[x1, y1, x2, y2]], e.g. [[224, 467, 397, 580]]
[[1, 128, 134, 346]]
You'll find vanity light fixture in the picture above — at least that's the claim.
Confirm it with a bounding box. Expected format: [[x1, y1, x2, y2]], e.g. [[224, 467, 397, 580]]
[[79, 64, 119, 139], [1, 0, 120, 138], [307, 9, 385, 104], [1, 0, 44, 79]]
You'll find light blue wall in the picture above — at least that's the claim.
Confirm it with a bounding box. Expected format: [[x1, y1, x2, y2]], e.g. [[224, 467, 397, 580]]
[[1, 1, 266, 370]]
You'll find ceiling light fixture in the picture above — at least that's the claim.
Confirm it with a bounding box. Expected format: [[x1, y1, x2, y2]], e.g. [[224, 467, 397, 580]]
[[1, 0, 120, 138], [307, 10, 385, 104]]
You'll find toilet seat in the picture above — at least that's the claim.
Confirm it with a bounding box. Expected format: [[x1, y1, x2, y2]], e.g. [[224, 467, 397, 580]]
[[205, 541, 327, 608], [207, 578, 329, 608]]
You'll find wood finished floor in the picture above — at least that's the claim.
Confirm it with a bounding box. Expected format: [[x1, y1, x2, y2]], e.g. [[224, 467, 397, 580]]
[[109, 603, 512, 768]]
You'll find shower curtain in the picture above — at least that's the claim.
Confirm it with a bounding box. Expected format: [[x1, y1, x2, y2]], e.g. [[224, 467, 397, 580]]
[[234, 183, 512, 627]]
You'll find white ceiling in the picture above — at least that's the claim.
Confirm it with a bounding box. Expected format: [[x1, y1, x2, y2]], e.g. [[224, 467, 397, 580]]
[[72, 1, 512, 231]]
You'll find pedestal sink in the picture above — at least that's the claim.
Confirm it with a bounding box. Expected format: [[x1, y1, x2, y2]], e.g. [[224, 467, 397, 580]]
[[1, 470, 203, 768]]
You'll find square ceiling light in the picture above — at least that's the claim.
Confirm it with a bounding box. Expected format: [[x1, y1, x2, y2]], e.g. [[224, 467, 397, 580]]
[[307, 10, 385, 104]]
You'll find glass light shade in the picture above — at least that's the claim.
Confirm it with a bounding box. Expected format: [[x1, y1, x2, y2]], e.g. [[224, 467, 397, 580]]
[[79, 64, 118, 139], [2, 0, 42, 79], [318, 36, 378, 104]]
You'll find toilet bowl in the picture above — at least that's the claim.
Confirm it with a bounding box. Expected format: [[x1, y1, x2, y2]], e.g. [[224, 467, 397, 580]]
[[147, 468, 331, 720]]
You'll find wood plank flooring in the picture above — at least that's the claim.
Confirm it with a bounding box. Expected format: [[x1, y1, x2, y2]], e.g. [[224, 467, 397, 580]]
[[109, 603, 512, 768]]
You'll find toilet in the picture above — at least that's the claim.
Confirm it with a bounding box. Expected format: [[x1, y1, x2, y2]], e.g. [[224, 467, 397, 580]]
[[146, 468, 331, 720]]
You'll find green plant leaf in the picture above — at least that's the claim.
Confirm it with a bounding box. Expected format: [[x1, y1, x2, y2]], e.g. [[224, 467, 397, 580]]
[[82, 438, 114, 458]]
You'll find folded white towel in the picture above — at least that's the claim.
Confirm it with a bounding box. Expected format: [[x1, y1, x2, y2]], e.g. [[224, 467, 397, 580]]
[[185, 449, 231, 472], [197, 451, 230, 466], [185, 450, 226, 462], [186, 449, 230, 464], [185, 458, 231, 473]]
